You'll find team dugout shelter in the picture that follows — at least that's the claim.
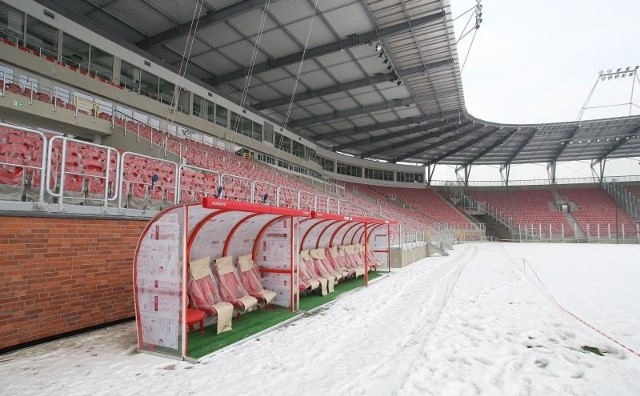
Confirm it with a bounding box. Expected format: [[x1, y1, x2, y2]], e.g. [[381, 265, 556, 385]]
[[133, 198, 394, 361]]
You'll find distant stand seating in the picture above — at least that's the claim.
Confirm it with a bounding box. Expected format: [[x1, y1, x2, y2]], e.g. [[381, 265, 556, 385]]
[[558, 187, 638, 237], [467, 188, 573, 237], [343, 181, 474, 229]]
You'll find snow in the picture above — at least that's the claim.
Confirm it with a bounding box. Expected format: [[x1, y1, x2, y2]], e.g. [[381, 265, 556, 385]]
[[1, 243, 640, 395]]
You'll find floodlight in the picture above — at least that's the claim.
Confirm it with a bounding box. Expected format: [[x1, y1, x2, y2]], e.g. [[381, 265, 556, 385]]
[[387, 65, 392, 70], [375, 43, 382, 52], [379, 52, 384, 58], [397, 80, 402, 86], [383, 58, 389, 64]]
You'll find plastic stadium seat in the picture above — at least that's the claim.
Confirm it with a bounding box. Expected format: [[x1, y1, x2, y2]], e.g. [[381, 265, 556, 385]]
[[185, 295, 205, 334], [0, 165, 24, 201], [310, 248, 343, 283], [299, 250, 329, 295], [62, 174, 85, 204], [236, 254, 277, 306], [325, 246, 353, 278], [188, 256, 234, 335], [213, 256, 258, 313]]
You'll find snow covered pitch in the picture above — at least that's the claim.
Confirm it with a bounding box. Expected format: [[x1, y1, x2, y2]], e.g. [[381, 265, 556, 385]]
[[1, 243, 639, 395]]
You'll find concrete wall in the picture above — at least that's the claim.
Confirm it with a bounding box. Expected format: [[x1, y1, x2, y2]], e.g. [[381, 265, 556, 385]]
[[390, 243, 429, 268]]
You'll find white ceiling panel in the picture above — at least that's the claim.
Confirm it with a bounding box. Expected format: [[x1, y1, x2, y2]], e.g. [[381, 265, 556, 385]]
[[258, 29, 301, 58], [322, 2, 372, 37]]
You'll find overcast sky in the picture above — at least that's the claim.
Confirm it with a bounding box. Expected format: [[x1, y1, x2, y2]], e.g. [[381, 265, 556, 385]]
[[450, 0, 640, 124], [436, 0, 640, 181]]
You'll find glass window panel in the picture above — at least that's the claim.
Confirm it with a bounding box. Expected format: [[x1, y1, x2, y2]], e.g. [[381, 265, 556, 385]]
[[62, 33, 89, 70], [120, 60, 139, 90], [159, 78, 175, 105], [0, 3, 24, 43], [140, 69, 158, 99], [26, 15, 57, 58], [206, 100, 215, 123], [216, 105, 228, 127], [90, 46, 113, 79]]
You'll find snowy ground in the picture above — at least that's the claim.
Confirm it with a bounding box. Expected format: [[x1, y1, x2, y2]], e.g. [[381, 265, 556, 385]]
[[1, 243, 639, 395]]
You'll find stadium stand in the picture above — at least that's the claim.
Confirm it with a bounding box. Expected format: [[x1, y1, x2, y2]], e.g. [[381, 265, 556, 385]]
[[466, 187, 574, 237], [558, 186, 638, 238]]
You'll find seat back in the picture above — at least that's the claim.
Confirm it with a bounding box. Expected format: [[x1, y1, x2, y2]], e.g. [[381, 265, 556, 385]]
[[237, 253, 266, 295], [188, 256, 224, 316], [213, 255, 250, 301]]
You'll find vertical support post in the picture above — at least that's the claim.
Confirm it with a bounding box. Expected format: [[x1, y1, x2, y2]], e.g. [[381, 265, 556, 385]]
[[561, 223, 564, 243], [587, 224, 590, 243], [539, 223, 542, 241], [518, 224, 522, 243], [364, 222, 369, 286], [290, 216, 296, 312]]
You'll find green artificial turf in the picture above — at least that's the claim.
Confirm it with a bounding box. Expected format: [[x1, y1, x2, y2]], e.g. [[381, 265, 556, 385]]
[[186, 271, 387, 359], [187, 308, 298, 359], [298, 271, 385, 312]]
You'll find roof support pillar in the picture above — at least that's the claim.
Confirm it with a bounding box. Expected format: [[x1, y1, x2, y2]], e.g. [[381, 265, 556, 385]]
[[547, 161, 556, 185], [427, 164, 436, 186], [454, 164, 471, 186], [591, 158, 606, 184], [499, 163, 511, 187]]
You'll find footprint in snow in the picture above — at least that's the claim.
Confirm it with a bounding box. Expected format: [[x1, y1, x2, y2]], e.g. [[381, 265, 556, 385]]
[[534, 358, 549, 368]]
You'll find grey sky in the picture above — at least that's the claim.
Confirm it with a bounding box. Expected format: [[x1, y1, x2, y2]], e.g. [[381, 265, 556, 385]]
[[435, 0, 640, 181], [451, 0, 640, 124]]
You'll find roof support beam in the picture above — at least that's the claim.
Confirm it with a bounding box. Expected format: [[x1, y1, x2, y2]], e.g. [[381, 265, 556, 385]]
[[252, 58, 453, 110], [334, 120, 449, 151], [423, 126, 498, 166], [313, 110, 461, 140], [210, 10, 445, 85], [594, 122, 640, 162], [289, 89, 458, 128], [552, 125, 580, 162], [500, 127, 538, 170], [360, 121, 472, 158], [393, 124, 484, 162], [456, 127, 518, 168], [136, 0, 269, 49]]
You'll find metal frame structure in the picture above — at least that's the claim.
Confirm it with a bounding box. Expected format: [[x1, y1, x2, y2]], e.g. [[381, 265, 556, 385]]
[[26, 0, 640, 178]]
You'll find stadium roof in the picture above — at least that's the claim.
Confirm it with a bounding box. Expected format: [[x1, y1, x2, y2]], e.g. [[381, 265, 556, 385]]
[[36, 0, 640, 167]]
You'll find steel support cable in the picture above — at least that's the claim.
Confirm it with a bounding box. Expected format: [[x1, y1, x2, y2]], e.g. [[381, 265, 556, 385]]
[[230, 0, 272, 144], [282, 0, 319, 130], [169, 0, 205, 120], [160, 0, 204, 158], [460, 27, 477, 74]]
